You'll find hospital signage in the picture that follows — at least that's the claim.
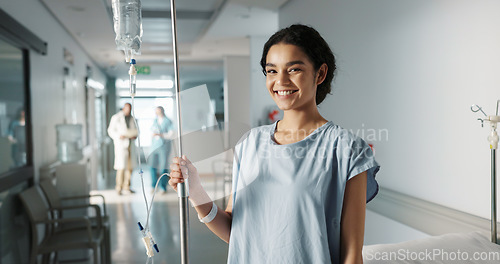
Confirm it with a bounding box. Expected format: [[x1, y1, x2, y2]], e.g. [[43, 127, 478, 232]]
[[136, 66, 151, 75]]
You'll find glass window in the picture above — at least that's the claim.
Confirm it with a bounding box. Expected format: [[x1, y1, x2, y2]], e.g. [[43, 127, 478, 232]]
[[0, 38, 27, 174]]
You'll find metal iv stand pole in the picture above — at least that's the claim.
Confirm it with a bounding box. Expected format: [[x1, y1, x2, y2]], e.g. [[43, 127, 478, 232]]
[[170, 0, 190, 262], [471, 100, 500, 244], [492, 140, 497, 244]]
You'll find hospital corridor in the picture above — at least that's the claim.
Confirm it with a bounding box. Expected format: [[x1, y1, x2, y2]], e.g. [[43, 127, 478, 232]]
[[2, 0, 500, 263]]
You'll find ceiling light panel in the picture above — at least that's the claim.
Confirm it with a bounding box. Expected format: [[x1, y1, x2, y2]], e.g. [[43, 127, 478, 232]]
[[141, 0, 221, 11], [142, 18, 206, 43]]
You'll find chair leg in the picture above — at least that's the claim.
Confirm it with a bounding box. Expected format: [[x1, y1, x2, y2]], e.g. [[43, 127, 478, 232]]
[[105, 227, 111, 263], [93, 246, 99, 264], [29, 251, 37, 264], [101, 242, 106, 264], [41, 253, 50, 264]]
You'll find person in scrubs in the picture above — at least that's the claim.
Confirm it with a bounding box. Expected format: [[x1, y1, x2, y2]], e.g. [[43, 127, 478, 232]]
[[148, 106, 173, 194], [168, 24, 380, 264], [7, 108, 26, 167]]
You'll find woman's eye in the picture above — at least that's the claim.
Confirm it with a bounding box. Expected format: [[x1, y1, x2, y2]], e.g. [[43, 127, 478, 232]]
[[289, 68, 301, 73], [266, 69, 277, 74]]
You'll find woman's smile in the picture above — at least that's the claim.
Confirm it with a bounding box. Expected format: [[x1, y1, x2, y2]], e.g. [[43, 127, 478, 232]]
[[274, 89, 299, 97]]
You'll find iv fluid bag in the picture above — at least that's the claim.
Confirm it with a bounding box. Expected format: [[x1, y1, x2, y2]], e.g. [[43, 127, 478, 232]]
[[111, 0, 143, 62]]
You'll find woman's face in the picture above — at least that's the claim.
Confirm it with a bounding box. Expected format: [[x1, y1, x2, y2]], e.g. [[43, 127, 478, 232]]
[[155, 107, 163, 117], [265, 43, 326, 111]]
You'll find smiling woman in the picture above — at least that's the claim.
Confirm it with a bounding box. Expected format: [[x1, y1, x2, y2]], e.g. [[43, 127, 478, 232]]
[[167, 24, 380, 264]]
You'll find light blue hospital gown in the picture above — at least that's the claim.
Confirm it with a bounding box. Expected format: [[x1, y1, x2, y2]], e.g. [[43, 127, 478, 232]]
[[227, 120, 379, 264]]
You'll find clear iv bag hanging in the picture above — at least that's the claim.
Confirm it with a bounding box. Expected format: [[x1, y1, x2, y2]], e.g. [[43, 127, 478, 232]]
[[111, 0, 143, 62]]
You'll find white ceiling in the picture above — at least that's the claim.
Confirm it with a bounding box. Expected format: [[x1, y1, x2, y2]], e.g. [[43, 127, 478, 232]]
[[39, 0, 288, 83]]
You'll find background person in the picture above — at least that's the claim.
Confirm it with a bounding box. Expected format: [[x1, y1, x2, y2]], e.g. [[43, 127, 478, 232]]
[[7, 108, 26, 167], [148, 106, 174, 194], [107, 103, 138, 195]]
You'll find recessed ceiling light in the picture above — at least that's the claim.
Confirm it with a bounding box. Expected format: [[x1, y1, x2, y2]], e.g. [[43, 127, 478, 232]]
[[116, 79, 174, 89]]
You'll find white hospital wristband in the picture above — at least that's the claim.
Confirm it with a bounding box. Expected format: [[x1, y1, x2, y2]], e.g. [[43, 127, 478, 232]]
[[198, 201, 217, 223]]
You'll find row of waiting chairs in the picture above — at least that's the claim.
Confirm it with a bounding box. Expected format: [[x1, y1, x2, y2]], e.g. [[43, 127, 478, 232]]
[[18, 181, 110, 264]]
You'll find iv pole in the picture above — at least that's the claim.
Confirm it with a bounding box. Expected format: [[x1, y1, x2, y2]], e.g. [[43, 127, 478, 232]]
[[471, 100, 500, 244], [170, 0, 190, 262]]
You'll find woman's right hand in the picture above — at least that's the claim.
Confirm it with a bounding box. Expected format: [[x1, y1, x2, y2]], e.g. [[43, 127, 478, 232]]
[[169, 155, 201, 193]]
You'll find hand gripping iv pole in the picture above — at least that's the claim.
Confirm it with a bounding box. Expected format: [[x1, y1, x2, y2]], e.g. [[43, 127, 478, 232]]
[[169, 0, 191, 262], [471, 100, 500, 244]]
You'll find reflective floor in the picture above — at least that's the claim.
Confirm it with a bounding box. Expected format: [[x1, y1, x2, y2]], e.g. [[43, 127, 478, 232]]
[[89, 168, 228, 264]]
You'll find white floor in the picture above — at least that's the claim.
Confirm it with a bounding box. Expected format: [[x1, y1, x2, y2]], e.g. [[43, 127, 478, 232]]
[[87, 168, 229, 264], [72, 167, 428, 263]]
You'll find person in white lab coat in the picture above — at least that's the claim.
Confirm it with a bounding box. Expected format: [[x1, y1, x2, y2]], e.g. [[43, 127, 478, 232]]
[[107, 103, 138, 195]]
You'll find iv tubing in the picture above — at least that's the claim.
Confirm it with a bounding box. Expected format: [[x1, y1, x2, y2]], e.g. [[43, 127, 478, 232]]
[[131, 95, 149, 217], [132, 83, 163, 264], [122, 1, 190, 261], [129, 59, 158, 261]]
